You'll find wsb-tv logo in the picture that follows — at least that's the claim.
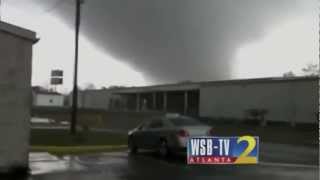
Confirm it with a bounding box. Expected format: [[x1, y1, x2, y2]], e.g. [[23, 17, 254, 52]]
[[187, 136, 259, 164]]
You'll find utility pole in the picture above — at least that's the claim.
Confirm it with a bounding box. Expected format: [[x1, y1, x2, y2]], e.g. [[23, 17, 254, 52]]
[[70, 0, 83, 135]]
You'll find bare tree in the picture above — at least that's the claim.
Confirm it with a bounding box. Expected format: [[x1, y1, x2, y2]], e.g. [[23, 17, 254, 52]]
[[302, 64, 319, 76], [282, 71, 295, 78], [84, 83, 96, 90]]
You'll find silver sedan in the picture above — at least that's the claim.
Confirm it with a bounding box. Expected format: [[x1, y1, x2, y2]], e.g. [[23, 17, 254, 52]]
[[128, 114, 214, 157]]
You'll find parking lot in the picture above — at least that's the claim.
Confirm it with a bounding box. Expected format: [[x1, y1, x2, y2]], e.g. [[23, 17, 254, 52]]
[[5, 142, 313, 180]]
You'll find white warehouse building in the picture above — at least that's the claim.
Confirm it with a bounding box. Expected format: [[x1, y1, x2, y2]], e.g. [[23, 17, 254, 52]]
[[199, 77, 318, 125], [112, 76, 318, 124], [32, 86, 64, 107]]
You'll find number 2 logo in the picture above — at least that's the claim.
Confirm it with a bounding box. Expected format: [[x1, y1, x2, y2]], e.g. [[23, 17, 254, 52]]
[[234, 136, 258, 164]]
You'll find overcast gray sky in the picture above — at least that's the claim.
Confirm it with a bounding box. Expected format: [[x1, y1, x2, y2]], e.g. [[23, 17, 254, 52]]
[[1, 0, 318, 92]]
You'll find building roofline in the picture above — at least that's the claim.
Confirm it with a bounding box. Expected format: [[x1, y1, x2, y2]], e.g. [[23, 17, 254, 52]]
[[35, 92, 63, 96], [200, 76, 319, 86], [0, 21, 38, 43], [113, 76, 319, 93]]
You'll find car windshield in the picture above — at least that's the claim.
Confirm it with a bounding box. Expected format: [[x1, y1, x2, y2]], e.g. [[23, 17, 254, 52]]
[[169, 116, 203, 127]]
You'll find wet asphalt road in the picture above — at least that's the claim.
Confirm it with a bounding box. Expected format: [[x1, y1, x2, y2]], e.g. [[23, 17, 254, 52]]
[[4, 143, 319, 180]]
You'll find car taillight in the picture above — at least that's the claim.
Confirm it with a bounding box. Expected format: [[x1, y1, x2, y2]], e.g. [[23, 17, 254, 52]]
[[178, 129, 189, 137], [207, 128, 214, 135]]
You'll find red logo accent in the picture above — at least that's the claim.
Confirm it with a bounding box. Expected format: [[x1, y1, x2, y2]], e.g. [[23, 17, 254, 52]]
[[188, 156, 237, 164]]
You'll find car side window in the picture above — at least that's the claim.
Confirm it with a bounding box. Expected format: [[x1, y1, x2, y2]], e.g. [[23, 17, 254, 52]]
[[137, 123, 145, 130], [140, 122, 149, 130], [148, 119, 164, 129]]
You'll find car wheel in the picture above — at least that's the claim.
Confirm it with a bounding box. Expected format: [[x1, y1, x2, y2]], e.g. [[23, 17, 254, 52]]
[[128, 138, 138, 154], [158, 140, 170, 158]]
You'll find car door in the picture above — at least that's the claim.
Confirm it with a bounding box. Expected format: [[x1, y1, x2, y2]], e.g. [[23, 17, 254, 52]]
[[137, 120, 157, 149], [146, 119, 166, 148], [133, 121, 150, 149]]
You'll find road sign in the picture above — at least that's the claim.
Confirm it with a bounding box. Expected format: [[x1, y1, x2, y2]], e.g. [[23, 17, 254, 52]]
[[50, 77, 63, 85], [51, 70, 63, 77]]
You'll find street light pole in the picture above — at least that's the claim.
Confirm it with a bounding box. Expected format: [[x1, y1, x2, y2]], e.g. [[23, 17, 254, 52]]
[[71, 0, 82, 135]]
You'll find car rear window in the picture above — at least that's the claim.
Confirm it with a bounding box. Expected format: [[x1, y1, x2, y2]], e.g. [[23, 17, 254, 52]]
[[169, 117, 203, 126]]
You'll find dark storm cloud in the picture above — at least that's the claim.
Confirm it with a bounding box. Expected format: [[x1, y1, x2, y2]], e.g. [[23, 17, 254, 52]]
[[38, 0, 301, 83]]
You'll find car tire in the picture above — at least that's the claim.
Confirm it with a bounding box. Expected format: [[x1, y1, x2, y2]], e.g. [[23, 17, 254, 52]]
[[158, 140, 170, 158], [128, 138, 138, 154]]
